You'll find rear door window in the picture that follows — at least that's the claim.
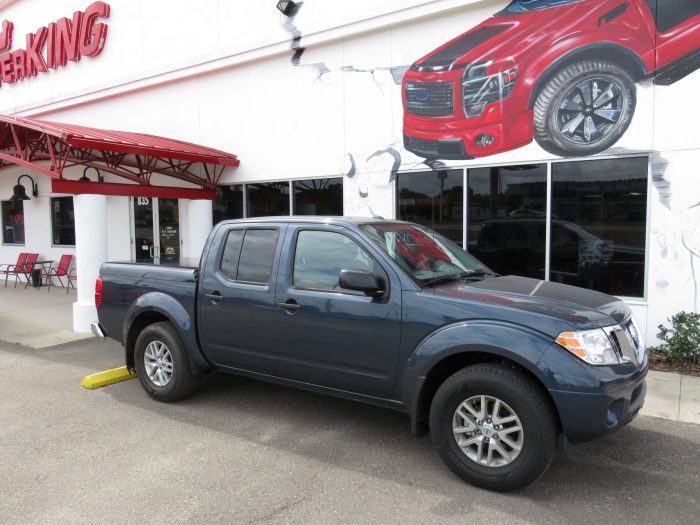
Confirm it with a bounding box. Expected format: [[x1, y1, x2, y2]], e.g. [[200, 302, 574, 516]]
[[219, 228, 279, 284]]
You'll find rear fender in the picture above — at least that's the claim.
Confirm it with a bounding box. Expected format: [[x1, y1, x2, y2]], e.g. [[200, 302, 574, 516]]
[[123, 292, 210, 373]]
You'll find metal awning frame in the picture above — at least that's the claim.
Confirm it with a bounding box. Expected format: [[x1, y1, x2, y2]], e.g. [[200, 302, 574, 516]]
[[0, 117, 240, 199]]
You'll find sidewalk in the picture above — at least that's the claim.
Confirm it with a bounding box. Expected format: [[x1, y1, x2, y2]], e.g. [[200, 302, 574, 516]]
[[0, 284, 91, 348], [0, 282, 698, 424], [642, 370, 700, 424]]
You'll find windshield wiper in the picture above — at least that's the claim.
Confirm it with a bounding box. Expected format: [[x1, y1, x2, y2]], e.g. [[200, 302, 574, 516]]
[[422, 270, 494, 287]]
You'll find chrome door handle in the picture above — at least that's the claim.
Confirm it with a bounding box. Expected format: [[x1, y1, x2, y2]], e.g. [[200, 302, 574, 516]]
[[277, 301, 301, 311]]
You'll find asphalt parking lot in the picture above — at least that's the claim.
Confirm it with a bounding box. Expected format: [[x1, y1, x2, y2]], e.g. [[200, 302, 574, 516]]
[[1, 338, 699, 525]]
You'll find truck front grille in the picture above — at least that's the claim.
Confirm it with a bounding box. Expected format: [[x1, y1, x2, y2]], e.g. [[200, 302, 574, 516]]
[[405, 82, 454, 117]]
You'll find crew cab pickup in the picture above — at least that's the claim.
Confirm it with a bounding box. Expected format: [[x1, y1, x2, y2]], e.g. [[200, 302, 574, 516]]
[[94, 217, 648, 491], [403, 0, 700, 159]]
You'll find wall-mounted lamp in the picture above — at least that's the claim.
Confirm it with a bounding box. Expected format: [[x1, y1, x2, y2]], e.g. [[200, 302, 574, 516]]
[[10, 174, 38, 201], [276, 0, 300, 16], [78, 166, 103, 182]]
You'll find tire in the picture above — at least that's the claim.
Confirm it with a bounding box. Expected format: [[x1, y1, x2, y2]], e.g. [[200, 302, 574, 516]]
[[429, 364, 558, 491], [534, 60, 636, 157], [133, 321, 199, 402]]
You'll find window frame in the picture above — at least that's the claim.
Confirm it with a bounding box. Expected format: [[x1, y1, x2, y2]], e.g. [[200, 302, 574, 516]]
[[395, 153, 651, 302], [289, 227, 390, 297], [50, 196, 76, 247]]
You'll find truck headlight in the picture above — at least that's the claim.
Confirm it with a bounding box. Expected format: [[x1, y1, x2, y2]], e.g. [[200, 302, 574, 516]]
[[555, 328, 620, 366], [462, 60, 517, 118]]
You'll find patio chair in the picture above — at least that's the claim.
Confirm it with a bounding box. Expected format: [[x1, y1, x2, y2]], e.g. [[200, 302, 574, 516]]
[[0, 252, 29, 287], [11, 252, 38, 288], [44, 254, 74, 293]]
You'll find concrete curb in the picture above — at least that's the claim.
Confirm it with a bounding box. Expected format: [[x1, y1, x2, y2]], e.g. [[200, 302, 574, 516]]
[[641, 370, 700, 424]]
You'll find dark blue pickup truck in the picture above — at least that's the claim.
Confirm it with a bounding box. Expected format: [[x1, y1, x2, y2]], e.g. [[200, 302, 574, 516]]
[[93, 217, 647, 491]]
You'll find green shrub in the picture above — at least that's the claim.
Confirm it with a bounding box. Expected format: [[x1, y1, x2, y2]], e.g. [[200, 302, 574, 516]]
[[655, 311, 700, 363]]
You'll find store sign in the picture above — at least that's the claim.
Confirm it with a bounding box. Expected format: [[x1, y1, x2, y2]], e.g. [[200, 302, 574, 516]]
[[0, 1, 110, 88]]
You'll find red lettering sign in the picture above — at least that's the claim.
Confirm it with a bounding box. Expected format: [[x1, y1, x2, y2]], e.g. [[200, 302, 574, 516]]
[[0, 2, 110, 88]]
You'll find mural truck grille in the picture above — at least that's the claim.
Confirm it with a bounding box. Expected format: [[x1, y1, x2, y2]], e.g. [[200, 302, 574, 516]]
[[405, 82, 454, 117]]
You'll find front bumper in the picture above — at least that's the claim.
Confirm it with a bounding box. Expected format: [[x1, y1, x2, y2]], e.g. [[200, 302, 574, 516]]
[[403, 108, 534, 159], [550, 363, 648, 444]]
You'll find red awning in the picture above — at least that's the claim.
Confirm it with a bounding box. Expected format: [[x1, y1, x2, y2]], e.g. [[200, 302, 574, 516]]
[[0, 114, 240, 199]]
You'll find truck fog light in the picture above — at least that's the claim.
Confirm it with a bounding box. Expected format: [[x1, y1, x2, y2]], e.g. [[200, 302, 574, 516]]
[[475, 134, 495, 147]]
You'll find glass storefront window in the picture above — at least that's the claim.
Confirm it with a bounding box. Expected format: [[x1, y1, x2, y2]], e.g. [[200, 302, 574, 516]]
[[247, 182, 290, 217], [551, 157, 647, 297], [293, 178, 343, 216], [213, 185, 244, 225], [397, 170, 464, 246], [51, 197, 75, 246], [2, 200, 25, 245], [467, 164, 547, 279]]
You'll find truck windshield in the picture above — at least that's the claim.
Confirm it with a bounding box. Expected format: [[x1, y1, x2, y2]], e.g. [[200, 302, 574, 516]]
[[359, 222, 494, 287], [501, 0, 583, 14]]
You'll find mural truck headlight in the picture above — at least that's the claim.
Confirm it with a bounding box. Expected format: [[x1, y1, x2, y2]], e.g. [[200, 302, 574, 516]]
[[462, 61, 518, 118]]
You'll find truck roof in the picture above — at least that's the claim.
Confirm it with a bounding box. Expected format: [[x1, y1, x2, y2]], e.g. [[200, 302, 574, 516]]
[[218, 216, 402, 227]]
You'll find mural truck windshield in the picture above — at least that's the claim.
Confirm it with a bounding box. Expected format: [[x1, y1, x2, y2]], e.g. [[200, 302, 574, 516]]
[[503, 1, 584, 14]]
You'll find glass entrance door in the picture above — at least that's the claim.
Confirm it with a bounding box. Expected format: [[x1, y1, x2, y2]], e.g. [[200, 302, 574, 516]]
[[132, 197, 180, 263]]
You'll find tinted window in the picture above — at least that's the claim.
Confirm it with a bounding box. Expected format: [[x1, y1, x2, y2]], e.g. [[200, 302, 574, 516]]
[[213, 185, 244, 225], [293, 178, 343, 215], [237, 229, 279, 284], [220, 229, 244, 280], [247, 183, 290, 217], [551, 157, 647, 297], [51, 197, 75, 246], [293, 230, 376, 291], [647, 0, 700, 32], [2, 200, 25, 245], [468, 164, 547, 279], [397, 170, 464, 246]]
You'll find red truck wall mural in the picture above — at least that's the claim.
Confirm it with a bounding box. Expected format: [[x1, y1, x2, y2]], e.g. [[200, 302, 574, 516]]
[[402, 0, 700, 160]]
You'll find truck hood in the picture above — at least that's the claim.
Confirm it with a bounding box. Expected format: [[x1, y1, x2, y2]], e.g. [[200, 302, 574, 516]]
[[431, 275, 630, 327], [412, 2, 596, 72]]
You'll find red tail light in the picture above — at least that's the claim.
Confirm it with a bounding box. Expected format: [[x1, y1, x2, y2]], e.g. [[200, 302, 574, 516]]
[[95, 276, 103, 310]]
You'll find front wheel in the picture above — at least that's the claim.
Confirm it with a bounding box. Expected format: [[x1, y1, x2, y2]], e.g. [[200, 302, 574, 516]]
[[134, 321, 199, 402], [429, 364, 558, 491], [533, 60, 636, 157]]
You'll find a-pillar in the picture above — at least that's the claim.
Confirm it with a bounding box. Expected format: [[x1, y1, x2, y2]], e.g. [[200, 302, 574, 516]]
[[72, 194, 108, 333], [185, 199, 213, 258]]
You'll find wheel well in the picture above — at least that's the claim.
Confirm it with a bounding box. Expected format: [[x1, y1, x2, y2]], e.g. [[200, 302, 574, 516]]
[[125, 312, 170, 369], [528, 45, 647, 109], [414, 352, 561, 436]]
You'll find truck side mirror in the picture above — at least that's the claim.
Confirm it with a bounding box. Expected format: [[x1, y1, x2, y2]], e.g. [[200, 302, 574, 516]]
[[339, 269, 383, 297]]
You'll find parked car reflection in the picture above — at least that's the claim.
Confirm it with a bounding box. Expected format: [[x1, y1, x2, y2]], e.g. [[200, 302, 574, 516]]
[[469, 216, 645, 297]]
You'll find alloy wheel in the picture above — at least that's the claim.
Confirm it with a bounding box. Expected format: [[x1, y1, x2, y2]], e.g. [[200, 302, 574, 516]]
[[144, 340, 174, 387], [452, 395, 524, 468], [556, 77, 625, 146]]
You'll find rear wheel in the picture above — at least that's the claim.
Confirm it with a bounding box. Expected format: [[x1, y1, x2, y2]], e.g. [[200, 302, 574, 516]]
[[134, 321, 199, 402], [429, 364, 558, 491]]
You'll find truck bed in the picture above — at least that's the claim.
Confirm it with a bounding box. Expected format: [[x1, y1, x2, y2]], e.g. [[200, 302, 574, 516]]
[[98, 260, 199, 344]]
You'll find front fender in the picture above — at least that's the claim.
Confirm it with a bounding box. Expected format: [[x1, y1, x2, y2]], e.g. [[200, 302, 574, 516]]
[[402, 320, 554, 398], [401, 320, 557, 435], [123, 292, 210, 373]]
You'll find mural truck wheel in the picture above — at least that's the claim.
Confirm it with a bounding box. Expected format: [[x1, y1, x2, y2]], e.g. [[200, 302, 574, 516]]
[[534, 60, 636, 157]]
